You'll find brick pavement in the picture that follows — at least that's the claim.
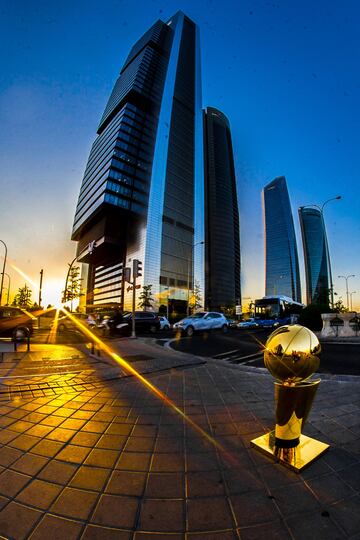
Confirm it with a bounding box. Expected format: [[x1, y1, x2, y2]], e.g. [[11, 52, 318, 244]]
[[0, 340, 359, 539]]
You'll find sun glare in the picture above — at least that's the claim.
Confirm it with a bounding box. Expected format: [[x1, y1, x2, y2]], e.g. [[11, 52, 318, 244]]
[[59, 308, 238, 466], [42, 278, 66, 307]]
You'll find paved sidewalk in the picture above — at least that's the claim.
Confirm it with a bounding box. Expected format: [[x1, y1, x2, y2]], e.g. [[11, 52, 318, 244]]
[[0, 339, 359, 539]]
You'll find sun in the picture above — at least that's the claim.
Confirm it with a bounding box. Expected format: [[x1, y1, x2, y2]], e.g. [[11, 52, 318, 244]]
[[42, 278, 65, 308]]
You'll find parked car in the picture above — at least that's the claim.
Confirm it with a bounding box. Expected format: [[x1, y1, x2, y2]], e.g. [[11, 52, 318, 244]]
[[173, 312, 229, 337], [226, 318, 238, 328], [50, 313, 90, 332], [159, 316, 171, 331], [237, 318, 259, 329], [97, 311, 161, 336], [0, 306, 36, 339]]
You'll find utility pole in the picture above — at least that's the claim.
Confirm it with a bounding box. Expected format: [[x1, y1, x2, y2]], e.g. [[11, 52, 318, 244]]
[[39, 269, 43, 307], [0, 239, 7, 307], [132, 272, 136, 338], [131, 259, 142, 338], [338, 274, 355, 310], [349, 291, 356, 312]]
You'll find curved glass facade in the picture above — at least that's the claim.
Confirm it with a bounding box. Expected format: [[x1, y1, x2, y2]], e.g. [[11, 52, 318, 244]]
[[263, 176, 301, 302], [203, 107, 241, 310], [299, 207, 330, 305]]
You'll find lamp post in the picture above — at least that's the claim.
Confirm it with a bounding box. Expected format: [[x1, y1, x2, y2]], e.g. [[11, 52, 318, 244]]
[[39, 269, 43, 308], [338, 274, 356, 310], [349, 291, 356, 312], [63, 255, 78, 306], [163, 287, 170, 320], [1, 273, 11, 305], [187, 240, 204, 316], [0, 239, 7, 307], [300, 195, 341, 308], [63, 242, 97, 308]]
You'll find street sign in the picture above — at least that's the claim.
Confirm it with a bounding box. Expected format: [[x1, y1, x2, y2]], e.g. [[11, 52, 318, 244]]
[[236, 305, 242, 315], [127, 284, 141, 292]]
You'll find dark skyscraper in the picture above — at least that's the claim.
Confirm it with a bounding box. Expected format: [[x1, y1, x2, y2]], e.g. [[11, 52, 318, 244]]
[[203, 107, 241, 310], [299, 207, 330, 304], [72, 12, 204, 311], [263, 176, 301, 302]]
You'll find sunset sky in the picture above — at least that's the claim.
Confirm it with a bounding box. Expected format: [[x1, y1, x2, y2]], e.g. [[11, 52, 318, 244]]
[[1, 0, 359, 309]]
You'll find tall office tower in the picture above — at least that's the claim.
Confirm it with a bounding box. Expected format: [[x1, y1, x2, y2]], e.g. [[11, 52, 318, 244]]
[[298, 207, 330, 305], [203, 107, 241, 310], [71, 12, 204, 311], [263, 176, 301, 302]]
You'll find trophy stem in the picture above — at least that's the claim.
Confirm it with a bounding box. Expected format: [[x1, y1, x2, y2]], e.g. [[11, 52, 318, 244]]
[[251, 378, 329, 472], [274, 379, 320, 448]]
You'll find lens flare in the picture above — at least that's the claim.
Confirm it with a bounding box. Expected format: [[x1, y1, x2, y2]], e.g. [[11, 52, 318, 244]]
[[8, 262, 39, 291], [59, 308, 238, 464], [48, 309, 61, 343]]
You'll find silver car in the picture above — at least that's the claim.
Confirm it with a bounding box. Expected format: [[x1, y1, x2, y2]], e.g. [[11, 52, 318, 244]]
[[173, 312, 229, 337], [237, 318, 259, 329]]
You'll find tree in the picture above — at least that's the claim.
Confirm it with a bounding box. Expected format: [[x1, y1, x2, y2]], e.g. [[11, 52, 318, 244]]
[[247, 301, 254, 316], [333, 298, 348, 313], [189, 280, 202, 312], [138, 284, 154, 311], [14, 284, 32, 309], [62, 265, 83, 311], [220, 304, 236, 317]]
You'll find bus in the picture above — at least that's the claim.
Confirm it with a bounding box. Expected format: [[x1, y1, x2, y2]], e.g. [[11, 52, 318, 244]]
[[254, 295, 304, 327]]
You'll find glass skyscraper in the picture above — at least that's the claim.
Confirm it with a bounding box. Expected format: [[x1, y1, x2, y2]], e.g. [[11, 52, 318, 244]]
[[72, 12, 204, 311], [299, 207, 330, 305], [263, 176, 301, 302], [203, 107, 241, 310]]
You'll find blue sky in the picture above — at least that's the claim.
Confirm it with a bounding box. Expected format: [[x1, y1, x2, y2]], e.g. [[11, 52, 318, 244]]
[[0, 0, 359, 307]]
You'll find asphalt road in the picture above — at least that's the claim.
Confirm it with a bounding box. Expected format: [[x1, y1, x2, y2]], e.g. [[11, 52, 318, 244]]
[[239, 342, 360, 375], [21, 326, 360, 376], [169, 328, 269, 357], [169, 328, 360, 376]]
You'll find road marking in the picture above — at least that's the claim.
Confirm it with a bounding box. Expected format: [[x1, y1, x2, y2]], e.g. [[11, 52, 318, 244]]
[[218, 351, 263, 364], [213, 348, 242, 359]]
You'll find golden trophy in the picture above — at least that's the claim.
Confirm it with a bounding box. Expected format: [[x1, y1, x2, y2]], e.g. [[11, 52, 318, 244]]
[[251, 324, 329, 472]]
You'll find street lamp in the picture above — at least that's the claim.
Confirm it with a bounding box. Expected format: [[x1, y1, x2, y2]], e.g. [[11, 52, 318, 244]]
[[0, 239, 7, 306], [1, 273, 11, 305], [349, 291, 356, 312], [163, 286, 170, 320], [187, 240, 204, 316], [63, 242, 97, 308], [63, 255, 78, 305], [338, 274, 356, 310], [300, 195, 341, 307]]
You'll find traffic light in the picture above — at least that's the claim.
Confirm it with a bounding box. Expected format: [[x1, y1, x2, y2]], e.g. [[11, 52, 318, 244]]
[[133, 259, 142, 278]]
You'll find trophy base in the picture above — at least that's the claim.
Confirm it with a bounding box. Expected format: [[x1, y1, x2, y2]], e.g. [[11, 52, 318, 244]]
[[251, 430, 329, 472]]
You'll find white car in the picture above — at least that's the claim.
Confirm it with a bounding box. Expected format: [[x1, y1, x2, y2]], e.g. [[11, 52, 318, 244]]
[[159, 316, 171, 330], [237, 318, 259, 329], [173, 312, 229, 337]]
